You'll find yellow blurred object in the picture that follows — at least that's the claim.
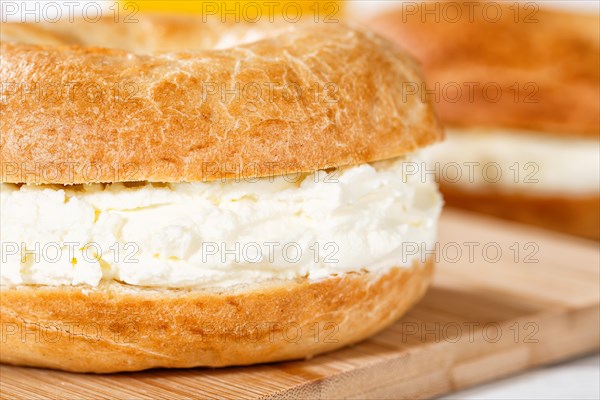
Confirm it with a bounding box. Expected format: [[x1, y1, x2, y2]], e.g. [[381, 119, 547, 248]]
[[123, 0, 344, 20]]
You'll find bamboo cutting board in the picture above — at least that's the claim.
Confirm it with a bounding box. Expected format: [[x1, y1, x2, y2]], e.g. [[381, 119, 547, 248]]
[[1, 209, 599, 399]]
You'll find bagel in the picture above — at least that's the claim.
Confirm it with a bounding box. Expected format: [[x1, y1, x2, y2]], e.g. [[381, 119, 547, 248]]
[[0, 15, 443, 372], [368, 2, 599, 136], [368, 2, 600, 239], [0, 15, 440, 184]]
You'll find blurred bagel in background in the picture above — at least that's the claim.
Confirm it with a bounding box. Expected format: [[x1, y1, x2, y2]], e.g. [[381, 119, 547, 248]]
[[368, 1, 600, 240]]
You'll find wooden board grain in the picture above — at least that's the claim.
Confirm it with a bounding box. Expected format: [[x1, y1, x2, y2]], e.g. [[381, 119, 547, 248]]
[[1, 209, 598, 399]]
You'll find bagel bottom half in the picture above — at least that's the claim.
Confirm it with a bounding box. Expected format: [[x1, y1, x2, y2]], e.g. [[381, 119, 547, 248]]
[[441, 185, 600, 240], [0, 259, 433, 373]]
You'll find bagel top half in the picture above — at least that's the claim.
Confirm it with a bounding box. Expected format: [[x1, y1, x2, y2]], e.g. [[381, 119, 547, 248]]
[[0, 15, 442, 184], [369, 2, 600, 137]]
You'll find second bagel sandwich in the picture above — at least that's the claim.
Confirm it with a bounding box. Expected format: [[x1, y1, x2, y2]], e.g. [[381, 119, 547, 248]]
[[0, 16, 443, 372], [369, 2, 600, 239]]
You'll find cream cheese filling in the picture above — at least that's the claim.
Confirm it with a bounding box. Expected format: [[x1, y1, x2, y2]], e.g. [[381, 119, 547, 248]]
[[425, 128, 600, 195], [0, 151, 442, 289]]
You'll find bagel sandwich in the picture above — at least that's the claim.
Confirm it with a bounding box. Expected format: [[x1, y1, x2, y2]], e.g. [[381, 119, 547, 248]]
[[0, 15, 443, 372], [368, 2, 600, 240]]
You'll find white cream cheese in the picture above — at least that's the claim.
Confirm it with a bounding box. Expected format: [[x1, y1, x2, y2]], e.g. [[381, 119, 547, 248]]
[[425, 128, 600, 195], [0, 152, 442, 288]]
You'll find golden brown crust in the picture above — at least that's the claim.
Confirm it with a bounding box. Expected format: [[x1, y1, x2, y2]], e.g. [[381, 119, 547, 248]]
[[441, 185, 600, 240], [0, 260, 433, 373], [369, 2, 600, 137], [0, 15, 442, 184]]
